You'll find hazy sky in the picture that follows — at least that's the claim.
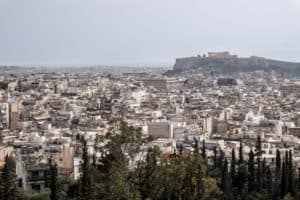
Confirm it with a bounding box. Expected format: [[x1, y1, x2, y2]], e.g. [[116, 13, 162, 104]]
[[1, 0, 300, 66]]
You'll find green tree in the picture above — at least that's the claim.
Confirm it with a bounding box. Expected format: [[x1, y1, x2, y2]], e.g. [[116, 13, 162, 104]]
[[281, 160, 288, 198], [274, 149, 281, 200], [79, 140, 93, 200], [239, 140, 244, 164], [217, 150, 225, 175], [266, 166, 273, 195], [230, 148, 236, 189], [213, 147, 218, 168], [221, 158, 232, 200], [194, 137, 199, 154], [248, 149, 255, 192], [0, 155, 17, 200], [255, 136, 262, 157], [236, 164, 248, 198], [160, 156, 187, 200], [93, 121, 151, 199], [201, 177, 222, 200], [135, 146, 162, 200], [202, 139, 207, 159], [288, 150, 295, 195], [276, 149, 281, 178], [256, 156, 262, 192], [49, 161, 58, 200], [66, 181, 79, 199], [296, 169, 300, 200], [282, 193, 294, 200]]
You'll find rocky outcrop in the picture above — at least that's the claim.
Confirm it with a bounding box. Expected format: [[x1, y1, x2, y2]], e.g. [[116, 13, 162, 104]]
[[169, 52, 300, 76]]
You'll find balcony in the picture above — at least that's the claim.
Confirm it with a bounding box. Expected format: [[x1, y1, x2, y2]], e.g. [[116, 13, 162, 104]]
[[27, 175, 45, 182]]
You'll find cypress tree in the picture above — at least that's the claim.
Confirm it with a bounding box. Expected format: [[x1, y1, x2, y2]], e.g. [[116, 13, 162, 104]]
[[221, 158, 227, 189], [255, 136, 262, 157], [274, 149, 281, 199], [285, 150, 289, 167], [79, 140, 93, 200], [201, 139, 206, 159], [285, 150, 289, 194], [236, 164, 247, 198], [266, 166, 273, 197], [92, 153, 96, 167], [193, 137, 199, 154], [239, 140, 244, 164], [221, 158, 232, 200], [256, 156, 262, 192], [213, 147, 218, 168], [261, 157, 267, 191], [281, 161, 287, 198], [263, 166, 274, 199], [276, 149, 281, 178], [248, 149, 255, 192], [218, 150, 225, 173], [297, 169, 300, 200], [288, 150, 294, 195], [230, 148, 236, 188], [50, 162, 59, 200]]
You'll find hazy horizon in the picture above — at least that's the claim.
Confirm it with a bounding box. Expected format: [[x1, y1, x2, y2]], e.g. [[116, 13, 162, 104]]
[[1, 0, 300, 66]]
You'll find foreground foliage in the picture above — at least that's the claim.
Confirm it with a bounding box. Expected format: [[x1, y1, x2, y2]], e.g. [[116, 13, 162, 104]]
[[1, 123, 300, 200]]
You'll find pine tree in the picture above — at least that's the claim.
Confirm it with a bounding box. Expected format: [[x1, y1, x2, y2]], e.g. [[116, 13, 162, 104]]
[[239, 140, 244, 164], [79, 140, 93, 200], [248, 149, 255, 192], [136, 147, 161, 200]]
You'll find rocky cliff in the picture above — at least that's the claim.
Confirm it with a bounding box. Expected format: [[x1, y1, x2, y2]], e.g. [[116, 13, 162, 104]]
[[168, 53, 300, 76]]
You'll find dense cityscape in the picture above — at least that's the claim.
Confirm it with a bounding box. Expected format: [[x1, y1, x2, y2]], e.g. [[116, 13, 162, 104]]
[[0, 52, 300, 199]]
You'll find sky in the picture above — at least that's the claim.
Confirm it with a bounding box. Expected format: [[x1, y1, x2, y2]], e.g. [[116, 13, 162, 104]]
[[0, 0, 300, 67]]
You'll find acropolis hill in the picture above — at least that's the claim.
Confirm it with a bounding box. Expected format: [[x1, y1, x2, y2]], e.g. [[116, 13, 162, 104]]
[[167, 52, 300, 77]]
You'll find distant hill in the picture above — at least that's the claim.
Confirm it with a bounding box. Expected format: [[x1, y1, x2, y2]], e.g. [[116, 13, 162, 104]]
[[0, 66, 22, 71], [166, 51, 300, 76]]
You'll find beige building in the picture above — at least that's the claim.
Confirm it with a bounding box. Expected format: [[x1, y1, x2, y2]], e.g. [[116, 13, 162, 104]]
[[296, 114, 300, 127], [148, 122, 173, 138], [9, 101, 22, 130], [203, 117, 216, 137], [56, 143, 74, 176], [143, 79, 167, 90], [0, 102, 9, 129], [0, 146, 14, 166]]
